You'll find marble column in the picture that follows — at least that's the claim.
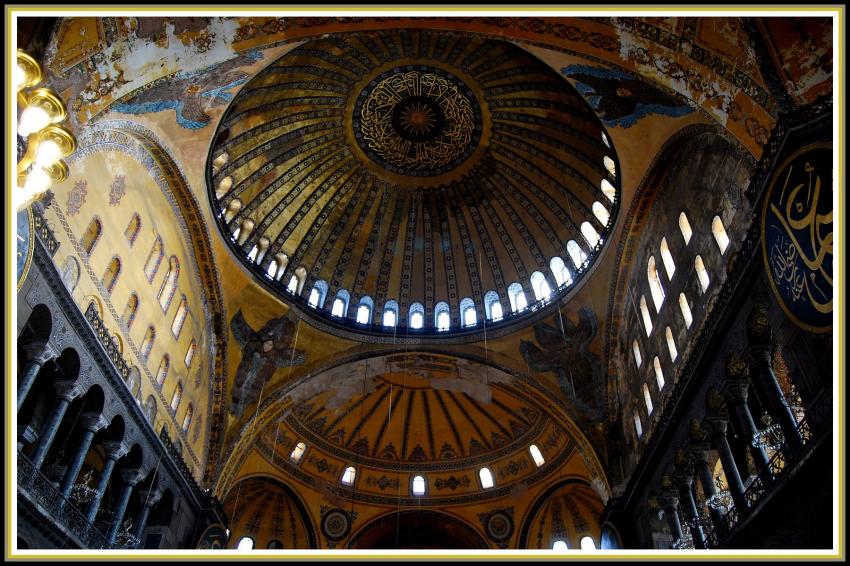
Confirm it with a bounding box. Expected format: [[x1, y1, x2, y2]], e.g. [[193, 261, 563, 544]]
[[29, 380, 79, 470], [687, 419, 724, 529], [673, 451, 705, 549], [659, 478, 683, 543], [86, 441, 128, 524], [724, 355, 771, 476], [17, 341, 57, 411], [59, 412, 108, 502], [705, 412, 747, 513], [746, 306, 803, 454], [106, 467, 145, 547], [132, 486, 164, 547]]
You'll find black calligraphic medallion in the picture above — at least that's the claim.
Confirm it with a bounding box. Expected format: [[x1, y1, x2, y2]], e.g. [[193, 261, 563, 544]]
[[761, 142, 832, 332]]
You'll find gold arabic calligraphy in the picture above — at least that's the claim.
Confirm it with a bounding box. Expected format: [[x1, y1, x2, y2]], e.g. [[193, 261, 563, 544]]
[[768, 160, 833, 314], [359, 71, 475, 172]]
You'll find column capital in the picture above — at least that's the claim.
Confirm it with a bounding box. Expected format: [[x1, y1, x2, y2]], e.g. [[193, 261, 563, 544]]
[[658, 490, 680, 510], [80, 412, 109, 433], [54, 379, 80, 401], [725, 352, 750, 381], [723, 378, 751, 404], [705, 387, 726, 415], [121, 467, 145, 486], [688, 418, 708, 443], [102, 440, 129, 460], [22, 341, 57, 365], [138, 486, 164, 508], [688, 442, 711, 464], [746, 304, 775, 351], [704, 414, 728, 437]]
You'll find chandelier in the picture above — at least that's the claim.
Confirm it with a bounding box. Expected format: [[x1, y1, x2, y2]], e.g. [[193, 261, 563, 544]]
[[751, 413, 784, 451], [15, 49, 76, 212], [114, 518, 140, 549], [671, 529, 694, 550], [69, 469, 99, 506]]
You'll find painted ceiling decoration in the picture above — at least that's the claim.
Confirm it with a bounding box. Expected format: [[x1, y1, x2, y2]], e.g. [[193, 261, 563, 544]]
[[208, 29, 620, 339]]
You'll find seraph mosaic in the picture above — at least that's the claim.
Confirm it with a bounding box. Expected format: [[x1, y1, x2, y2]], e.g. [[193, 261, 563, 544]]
[[110, 50, 263, 129], [561, 64, 694, 128], [520, 306, 604, 419]]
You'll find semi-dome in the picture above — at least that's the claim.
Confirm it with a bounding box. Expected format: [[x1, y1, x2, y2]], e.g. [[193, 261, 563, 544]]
[[208, 29, 620, 339]]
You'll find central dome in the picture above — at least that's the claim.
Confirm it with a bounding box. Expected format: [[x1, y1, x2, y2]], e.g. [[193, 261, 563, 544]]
[[208, 30, 620, 339]]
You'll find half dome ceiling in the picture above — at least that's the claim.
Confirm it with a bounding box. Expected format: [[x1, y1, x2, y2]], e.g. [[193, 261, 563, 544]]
[[208, 29, 620, 337]]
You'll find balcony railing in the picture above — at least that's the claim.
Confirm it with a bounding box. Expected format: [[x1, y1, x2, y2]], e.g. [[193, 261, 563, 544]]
[[84, 302, 132, 382], [17, 452, 110, 549], [704, 391, 831, 548]]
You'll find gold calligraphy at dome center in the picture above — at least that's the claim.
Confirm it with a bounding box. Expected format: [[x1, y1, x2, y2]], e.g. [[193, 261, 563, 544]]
[[360, 71, 475, 172]]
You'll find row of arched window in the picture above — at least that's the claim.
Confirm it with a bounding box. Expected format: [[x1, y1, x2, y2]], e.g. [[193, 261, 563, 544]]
[[286, 440, 547, 492], [631, 211, 731, 439], [552, 537, 598, 550], [142, 390, 193, 431], [220, 152, 617, 332]]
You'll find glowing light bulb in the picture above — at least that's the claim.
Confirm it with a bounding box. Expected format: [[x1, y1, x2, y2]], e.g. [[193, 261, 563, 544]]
[[24, 167, 51, 195], [14, 64, 26, 91], [35, 139, 62, 167], [18, 105, 50, 137]]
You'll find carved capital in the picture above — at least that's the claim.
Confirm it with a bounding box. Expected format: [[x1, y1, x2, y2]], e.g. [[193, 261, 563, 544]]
[[22, 341, 57, 365], [121, 467, 145, 486], [53, 379, 80, 401], [688, 418, 707, 442], [725, 352, 750, 381], [705, 387, 726, 415], [746, 304, 774, 350], [79, 412, 106, 433], [672, 469, 694, 489], [658, 490, 680, 510], [688, 443, 711, 464], [705, 414, 728, 436], [138, 486, 164, 507], [102, 440, 128, 460]]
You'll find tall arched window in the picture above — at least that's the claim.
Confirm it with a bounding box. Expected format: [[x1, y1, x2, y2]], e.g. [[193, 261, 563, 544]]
[[101, 256, 121, 294], [290, 442, 307, 463], [144, 395, 157, 423], [679, 293, 693, 328], [665, 327, 678, 362], [156, 355, 170, 386], [331, 289, 350, 318], [712, 215, 730, 254], [603, 156, 616, 177], [553, 540, 569, 551], [581, 221, 601, 248], [530, 271, 551, 301], [479, 467, 494, 489], [171, 382, 183, 412], [567, 240, 587, 269], [293, 266, 307, 294], [236, 537, 254, 551], [643, 383, 654, 415], [247, 244, 259, 262], [125, 213, 141, 246], [653, 356, 665, 390], [507, 282, 527, 313], [411, 475, 427, 496], [341, 466, 356, 486], [639, 295, 653, 336], [383, 300, 399, 327], [632, 339, 642, 367], [592, 201, 610, 226], [182, 403, 193, 432], [634, 409, 643, 438], [434, 301, 451, 331], [408, 302, 425, 329], [286, 274, 298, 294], [483, 291, 503, 322], [141, 326, 156, 361], [679, 212, 693, 245], [185, 340, 197, 367], [308, 280, 328, 309], [81, 217, 102, 255], [529, 444, 545, 467], [171, 296, 189, 338], [122, 293, 139, 329], [267, 253, 288, 281], [647, 256, 665, 312], [460, 297, 477, 327], [600, 179, 616, 202], [144, 237, 164, 282], [60, 256, 80, 291], [580, 537, 597, 550], [694, 255, 710, 293], [550, 257, 573, 287], [356, 296, 374, 325], [660, 237, 675, 279], [157, 256, 180, 311]]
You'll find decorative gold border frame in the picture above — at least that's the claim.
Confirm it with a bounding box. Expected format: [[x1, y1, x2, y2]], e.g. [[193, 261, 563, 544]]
[[16, 207, 34, 293]]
